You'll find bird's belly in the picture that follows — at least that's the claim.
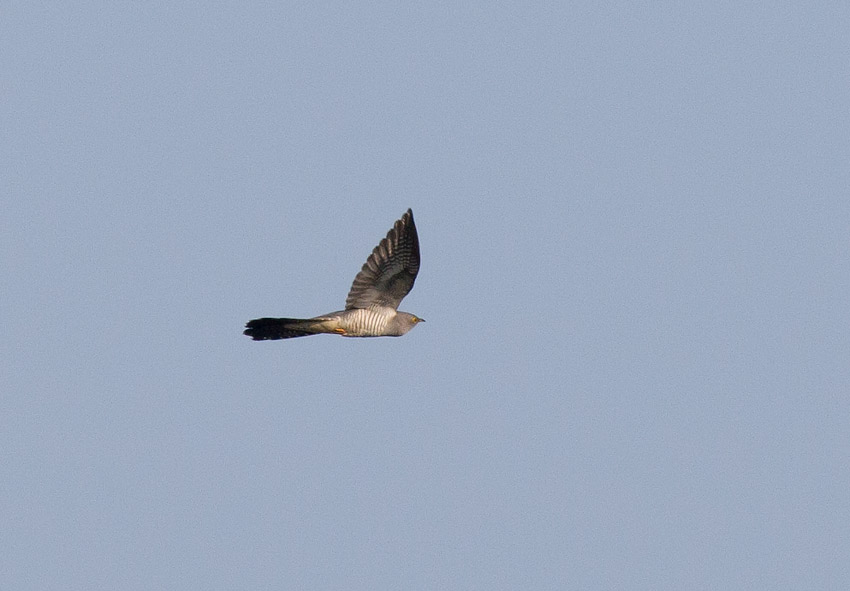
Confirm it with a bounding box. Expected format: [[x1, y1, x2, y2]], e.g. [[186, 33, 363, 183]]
[[341, 308, 393, 336]]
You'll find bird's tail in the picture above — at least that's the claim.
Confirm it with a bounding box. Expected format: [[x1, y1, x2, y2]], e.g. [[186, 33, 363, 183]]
[[243, 317, 325, 340]]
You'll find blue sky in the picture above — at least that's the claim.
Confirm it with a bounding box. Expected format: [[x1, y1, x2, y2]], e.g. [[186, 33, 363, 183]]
[[3, 2, 849, 589]]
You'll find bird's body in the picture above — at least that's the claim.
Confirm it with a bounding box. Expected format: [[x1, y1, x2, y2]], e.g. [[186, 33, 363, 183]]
[[244, 209, 424, 341], [244, 307, 420, 339]]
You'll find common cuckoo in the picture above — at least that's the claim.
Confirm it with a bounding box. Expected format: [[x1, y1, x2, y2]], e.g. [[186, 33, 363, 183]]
[[244, 208, 424, 340]]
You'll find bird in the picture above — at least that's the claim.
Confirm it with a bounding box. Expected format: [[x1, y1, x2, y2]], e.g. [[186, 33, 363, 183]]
[[244, 208, 424, 340]]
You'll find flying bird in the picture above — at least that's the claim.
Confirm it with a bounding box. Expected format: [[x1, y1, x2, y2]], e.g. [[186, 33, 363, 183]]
[[244, 208, 424, 340]]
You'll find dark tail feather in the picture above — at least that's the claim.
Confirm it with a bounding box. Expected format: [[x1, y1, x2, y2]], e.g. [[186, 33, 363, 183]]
[[243, 317, 318, 340]]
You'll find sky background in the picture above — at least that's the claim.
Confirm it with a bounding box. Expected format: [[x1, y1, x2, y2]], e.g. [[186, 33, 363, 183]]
[[2, 2, 849, 589]]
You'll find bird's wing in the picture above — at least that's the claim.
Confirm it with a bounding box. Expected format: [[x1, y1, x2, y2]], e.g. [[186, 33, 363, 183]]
[[345, 209, 420, 310]]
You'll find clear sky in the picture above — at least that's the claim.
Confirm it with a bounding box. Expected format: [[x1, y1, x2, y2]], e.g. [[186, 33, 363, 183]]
[[3, 2, 849, 589]]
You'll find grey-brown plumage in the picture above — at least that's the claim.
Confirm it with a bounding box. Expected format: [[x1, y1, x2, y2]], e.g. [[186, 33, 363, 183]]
[[244, 209, 424, 340]]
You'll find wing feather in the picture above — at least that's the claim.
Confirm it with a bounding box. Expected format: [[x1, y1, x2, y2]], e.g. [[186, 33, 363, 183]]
[[344, 209, 420, 310]]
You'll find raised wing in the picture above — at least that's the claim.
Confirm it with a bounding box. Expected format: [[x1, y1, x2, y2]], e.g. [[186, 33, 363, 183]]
[[345, 209, 420, 310]]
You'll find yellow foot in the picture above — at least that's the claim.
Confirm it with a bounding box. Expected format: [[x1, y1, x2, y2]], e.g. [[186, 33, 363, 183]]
[[333, 328, 347, 335]]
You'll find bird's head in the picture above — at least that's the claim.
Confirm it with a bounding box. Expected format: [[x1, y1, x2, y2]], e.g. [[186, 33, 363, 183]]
[[395, 312, 425, 335]]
